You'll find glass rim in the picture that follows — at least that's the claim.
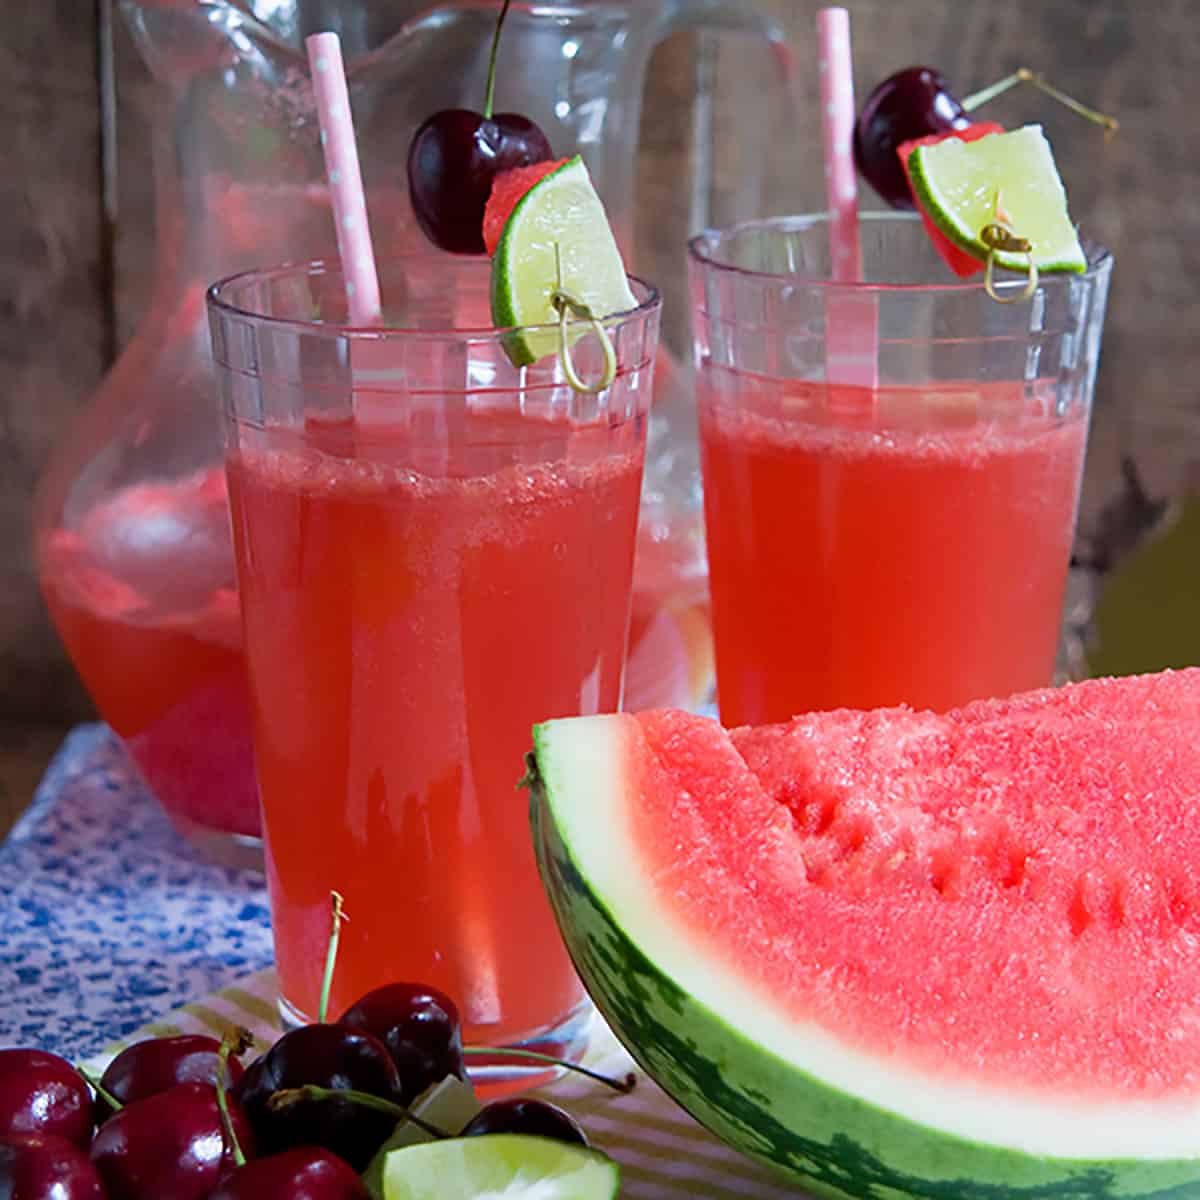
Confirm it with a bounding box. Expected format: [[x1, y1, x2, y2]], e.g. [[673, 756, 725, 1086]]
[[206, 257, 661, 342], [687, 211, 1112, 294]]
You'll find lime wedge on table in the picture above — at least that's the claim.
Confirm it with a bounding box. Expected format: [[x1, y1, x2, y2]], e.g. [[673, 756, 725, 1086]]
[[907, 124, 1087, 273], [491, 155, 638, 367], [381, 1134, 619, 1200], [362, 1075, 483, 1197]]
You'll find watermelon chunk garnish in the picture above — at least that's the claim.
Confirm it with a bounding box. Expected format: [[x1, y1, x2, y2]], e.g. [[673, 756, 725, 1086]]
[[482, 158, 571, 256], [898, 121, 1005, 277]]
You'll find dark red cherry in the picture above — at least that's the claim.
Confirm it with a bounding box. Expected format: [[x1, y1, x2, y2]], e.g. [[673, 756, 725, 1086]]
[[0, 1133, 107, 1200], [853, 66, 970, 209], [338, 982, 466, 1104], [408, 110, 552, 254], [98, 1034, 245, 1120], [233, 1024, 403, 1172], [90, 1080, 253, 1200], [460, 1097, 588, 1146], [0, 1049, 94, 1148], [207, 1146, 370, 1200], [406, 0, 553, 254]]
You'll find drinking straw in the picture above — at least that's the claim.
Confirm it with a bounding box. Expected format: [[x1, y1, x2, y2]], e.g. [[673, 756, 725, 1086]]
[[305, 31, 381, 326], [817, 8, 859, 282], [306, 31, 403, 433], [816, 7, 877, 388]]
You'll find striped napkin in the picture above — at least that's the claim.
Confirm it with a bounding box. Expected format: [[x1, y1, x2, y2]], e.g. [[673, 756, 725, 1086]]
[[81, 967, 808, 1198]]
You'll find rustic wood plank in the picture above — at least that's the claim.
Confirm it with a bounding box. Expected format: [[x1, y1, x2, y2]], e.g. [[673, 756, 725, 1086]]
[[0, 0, 103, 724], [0, 722, 73, 841], [111, 15, 154, 349]]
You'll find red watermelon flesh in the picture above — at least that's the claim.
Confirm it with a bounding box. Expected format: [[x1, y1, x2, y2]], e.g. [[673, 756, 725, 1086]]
[[482, 158, 570, 256], [629, 669, 1200, 1102], [898, 122, 1005, 278]]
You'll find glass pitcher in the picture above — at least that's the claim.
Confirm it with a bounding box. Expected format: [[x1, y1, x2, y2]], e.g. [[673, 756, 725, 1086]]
[[33, 0, 796, 869]]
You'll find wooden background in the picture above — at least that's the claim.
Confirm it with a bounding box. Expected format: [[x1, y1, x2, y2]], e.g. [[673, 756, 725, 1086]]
[[0, 0, 1196, 779]]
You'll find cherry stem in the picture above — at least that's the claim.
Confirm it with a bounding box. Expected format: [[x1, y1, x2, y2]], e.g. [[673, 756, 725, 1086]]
[[216, 1027, 255, 1168], [462, 1046, 636, 1094], [267, 1084, 453, 1139], [318, 891, 347, 1025], [961, 67, 1119, 134], [76, 1064, 122, 1113], [482, 0, 514, 120]]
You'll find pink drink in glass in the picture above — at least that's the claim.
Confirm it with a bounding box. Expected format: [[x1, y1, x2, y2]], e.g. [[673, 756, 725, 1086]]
[[211, 258, 659, 1052], [689, 214, 1111, 725], [700, 375, 1089, 723], [39, 468, 259, 846]]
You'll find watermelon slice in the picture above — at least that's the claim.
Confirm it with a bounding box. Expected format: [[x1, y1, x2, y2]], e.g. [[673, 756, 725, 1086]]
[[482, 158, 570, 257], [898, 122, 1004, 278], [529, 670, 1200, 1199]]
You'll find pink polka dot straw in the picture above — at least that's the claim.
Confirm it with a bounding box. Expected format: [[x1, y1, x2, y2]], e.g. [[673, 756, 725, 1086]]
[[306, 31, 404, 427], [306, 31, 381, 327], [817, 7, 878, 388]]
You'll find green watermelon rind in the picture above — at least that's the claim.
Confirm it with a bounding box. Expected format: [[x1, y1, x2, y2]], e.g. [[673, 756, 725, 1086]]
[[528, 722, 1200, 1200]]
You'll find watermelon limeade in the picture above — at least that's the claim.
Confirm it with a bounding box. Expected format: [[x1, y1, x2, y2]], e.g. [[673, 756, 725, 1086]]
[[38, 468, 259, 846], [700, 374, 1089, 723], [530, 669, 1200, 1197], [227, 411, 644, 1038]]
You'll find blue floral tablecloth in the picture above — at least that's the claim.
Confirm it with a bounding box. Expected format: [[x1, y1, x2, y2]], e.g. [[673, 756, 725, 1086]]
[[0, 724, 810, 1199], [0, 725, 273, 1057]]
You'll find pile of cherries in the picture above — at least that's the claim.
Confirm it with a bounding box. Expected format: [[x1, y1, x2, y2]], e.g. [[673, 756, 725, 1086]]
[[0, 981, 595, 1199]]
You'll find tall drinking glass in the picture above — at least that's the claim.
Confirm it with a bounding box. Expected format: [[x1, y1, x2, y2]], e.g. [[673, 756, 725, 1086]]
[[207, 256, 660, 1061], [689, 213, 1111, 725]]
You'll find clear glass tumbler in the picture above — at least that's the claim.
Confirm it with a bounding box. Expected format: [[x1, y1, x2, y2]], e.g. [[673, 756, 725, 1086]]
[[689, 213, 1111, 725], [208, 255, 660, 1067]]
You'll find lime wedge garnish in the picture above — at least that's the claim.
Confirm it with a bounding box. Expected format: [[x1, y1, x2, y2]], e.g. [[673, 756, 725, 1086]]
[[381, 1134, 620, 1200], [907, 124, 1087, 273], [490, 155, 637, 367]]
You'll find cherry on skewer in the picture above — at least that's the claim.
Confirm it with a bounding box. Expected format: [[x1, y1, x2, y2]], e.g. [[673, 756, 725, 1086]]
[[853, 66, 968, 209], [407, 0, 553, 253], [854, 65, 1120, 209]]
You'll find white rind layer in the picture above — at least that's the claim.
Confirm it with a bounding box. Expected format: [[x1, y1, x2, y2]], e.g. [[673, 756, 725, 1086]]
[[537, 713, 1200, 1163]]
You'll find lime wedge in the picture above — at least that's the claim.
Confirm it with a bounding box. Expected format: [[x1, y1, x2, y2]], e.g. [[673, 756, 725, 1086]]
[[490, 155, 637, 367], [362, 1075, 483, 1198], [381, 1134, 620, 1200], [907, 124, 1087, 273]]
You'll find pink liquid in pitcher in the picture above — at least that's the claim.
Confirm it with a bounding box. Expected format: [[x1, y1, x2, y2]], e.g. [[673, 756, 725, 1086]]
[[39, 468, 261, 844], [37, 330, 709, 857], [37, 458, 705, 851]]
